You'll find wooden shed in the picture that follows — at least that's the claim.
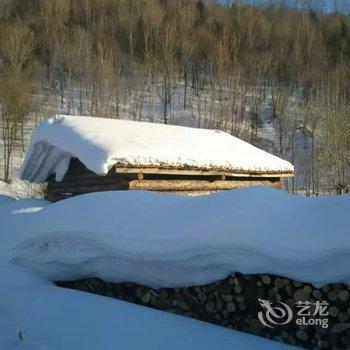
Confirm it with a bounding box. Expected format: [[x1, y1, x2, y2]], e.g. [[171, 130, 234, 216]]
[[20, 115, 294, 201]]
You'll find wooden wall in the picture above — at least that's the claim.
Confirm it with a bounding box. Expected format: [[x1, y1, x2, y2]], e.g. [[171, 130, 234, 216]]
[[45, 158, 282, 201]]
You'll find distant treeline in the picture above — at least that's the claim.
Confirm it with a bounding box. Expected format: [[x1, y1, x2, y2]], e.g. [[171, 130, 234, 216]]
[[0, 0, 349, 193]]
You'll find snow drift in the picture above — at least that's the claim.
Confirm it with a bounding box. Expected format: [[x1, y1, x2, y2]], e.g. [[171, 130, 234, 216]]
[[0, 187, 349, 288], [20, 115, 293, 183], [0, 266, 291, 350]]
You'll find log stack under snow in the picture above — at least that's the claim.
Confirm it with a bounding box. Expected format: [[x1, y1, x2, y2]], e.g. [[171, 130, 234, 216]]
[[20, 115, 294, 201], [58, 272, 350, 349]]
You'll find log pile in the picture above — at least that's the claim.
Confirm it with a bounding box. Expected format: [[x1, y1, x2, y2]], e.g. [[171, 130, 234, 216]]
[[57, 272, 350, 349], [128, 179, 282, 191]]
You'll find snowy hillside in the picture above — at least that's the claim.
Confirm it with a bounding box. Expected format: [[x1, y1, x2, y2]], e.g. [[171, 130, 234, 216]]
[[0, 83, 304, 195]]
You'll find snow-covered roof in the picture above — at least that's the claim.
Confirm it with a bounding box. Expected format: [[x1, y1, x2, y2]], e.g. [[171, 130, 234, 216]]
[[20, 115, 293, 183]]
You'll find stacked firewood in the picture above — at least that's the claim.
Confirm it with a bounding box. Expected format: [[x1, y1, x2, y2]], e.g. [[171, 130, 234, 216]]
[[57, 272, 350, 349]]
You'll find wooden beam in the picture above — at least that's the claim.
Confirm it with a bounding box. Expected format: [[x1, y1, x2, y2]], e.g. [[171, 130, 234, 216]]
[[128, 179, 282, 191], [115, 166, 293, 178]]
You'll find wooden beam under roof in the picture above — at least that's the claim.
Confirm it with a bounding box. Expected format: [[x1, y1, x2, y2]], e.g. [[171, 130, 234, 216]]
[[115, 166, 294, 178]]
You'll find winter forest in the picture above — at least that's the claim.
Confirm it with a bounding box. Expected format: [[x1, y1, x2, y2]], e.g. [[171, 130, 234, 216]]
[[0, 0, 349, 195]]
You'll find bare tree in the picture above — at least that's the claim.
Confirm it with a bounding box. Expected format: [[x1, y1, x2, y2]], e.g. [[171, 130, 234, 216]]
[[0, 21, 35, 182]]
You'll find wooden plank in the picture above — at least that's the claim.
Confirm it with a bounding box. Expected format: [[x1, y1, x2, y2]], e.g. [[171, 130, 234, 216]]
[[115, 166, 293, 178], [128, 179, 282, 191]]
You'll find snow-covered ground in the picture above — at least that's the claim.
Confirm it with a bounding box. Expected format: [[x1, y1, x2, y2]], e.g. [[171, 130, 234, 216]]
[[0, 265, 293, 350], [1, 187, 349, 289], [0, 192, 299, 350]]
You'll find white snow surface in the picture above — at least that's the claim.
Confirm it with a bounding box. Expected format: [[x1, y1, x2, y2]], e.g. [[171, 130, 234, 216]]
[[0, 191, 298, 350], [20, 115, 293, 182], [0, 187, 349, 288], [0, 266, 292, 350]]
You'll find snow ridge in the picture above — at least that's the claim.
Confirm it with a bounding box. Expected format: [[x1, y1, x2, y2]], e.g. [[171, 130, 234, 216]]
[[1, 187, 348, 288]]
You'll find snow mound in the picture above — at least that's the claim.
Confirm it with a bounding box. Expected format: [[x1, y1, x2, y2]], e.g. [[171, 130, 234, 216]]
[[1, 187, 349, 288], [0, 266, 291, 350], [20, 115, 293, 182], [0, 197, 49, 215]]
